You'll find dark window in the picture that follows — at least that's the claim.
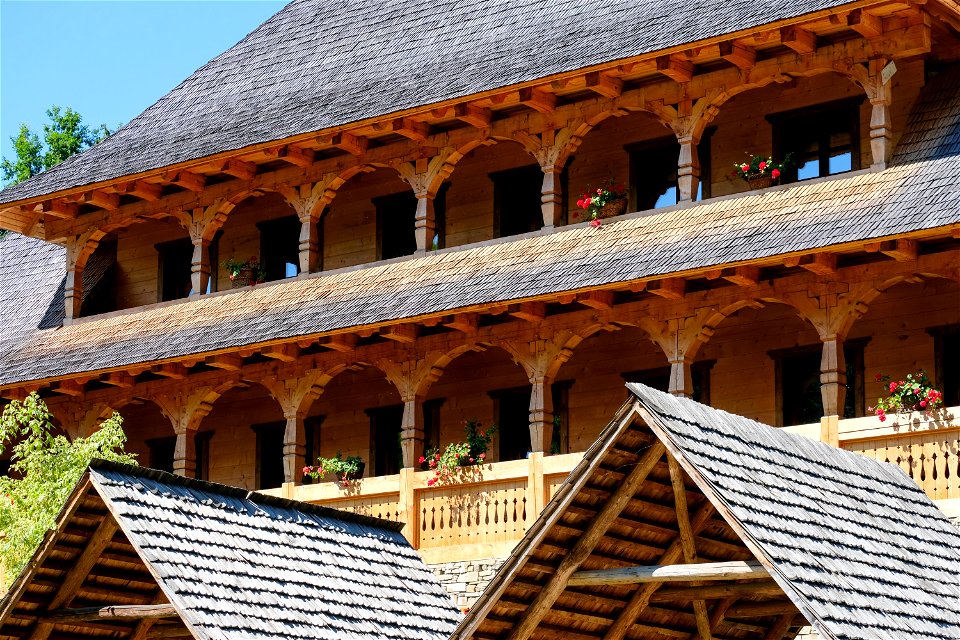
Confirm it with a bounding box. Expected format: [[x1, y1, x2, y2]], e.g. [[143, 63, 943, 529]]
[[627, 134, 712, 211], [252, 422, 285, 489], [491, 386, 531, 462], [156, 236, 218, 302], [302, 416, 324, 484], [492, 165, 549, 238], [551, 381, 573, 455], [621, 361, 715, 405], [79, 239, 117, 317], [929, 325, 960, 407], [258, 215, 301, 281], [367, 405, 403, 476], [423, 398, 445, 452], [770, 98, 861, 182], [375, 188, 447, 259], [146, 431, 212, 479], [770, 339, 868, 427]]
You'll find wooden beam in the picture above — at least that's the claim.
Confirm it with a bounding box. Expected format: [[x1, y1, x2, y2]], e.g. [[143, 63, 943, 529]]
[[848, 9, 883, 38], [29, 518, 119, 640], [324, 333, 358, 352], [721, 266, 760, 287], [585, 72, 624, 98], [799, 253, 837, 276], [266, 145, 315, 168], [762, 614, 797, 640], [41, 200, 78, 219], [668, 455, 711, 640], [79, 190, 120, 210], [102, 372, 135, 388], [219, 159, 257, 181], [53, 379, 85, 397], [719, 42, 756, 69], [506, 442, 666, 640], [151, 363, 187, 379], [41, 604, 178, 623], [725, 600, 799, 618], [569, 560, 768, 587], [117, 180, 163, 202], [877, 238, 918, 262], [454, 104, 492, 128], [381, 324, 417, 344], [650, 581, 782, 603], [648, 278, 686, 300], [578, 290, 614, 310], [331, 132, 369, 156], [519, 87, 556, 113], [391, 117, 430, 142], [205, 353, 243, 371], [656, 55, 694, 83], [510, 302, 546, 322], [263, 343, 299, 362], [444, 312, 478, 335], [781, 25, 816, 54], [166, 171, 206, 193]]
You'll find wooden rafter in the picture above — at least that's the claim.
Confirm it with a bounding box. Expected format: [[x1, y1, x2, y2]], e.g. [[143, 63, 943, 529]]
[[506, 441, 666, 640], [40, 604, 177, 623], [669, 455, 712, 640], [568, 560, 768, 586]]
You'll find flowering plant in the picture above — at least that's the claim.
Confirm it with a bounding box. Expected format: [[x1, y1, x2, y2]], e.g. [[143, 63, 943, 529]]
[[870, 370, 944, 422], [733, 153, 792, 183], [303, 452, 364, 486], [419, 419, 496, 486], [575, 178, 627, 227], [222, 256, 266, 283]]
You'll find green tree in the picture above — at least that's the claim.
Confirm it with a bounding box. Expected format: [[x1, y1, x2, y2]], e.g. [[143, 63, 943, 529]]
[[1, 106, 111, 186], [0, 393, 136, 586]]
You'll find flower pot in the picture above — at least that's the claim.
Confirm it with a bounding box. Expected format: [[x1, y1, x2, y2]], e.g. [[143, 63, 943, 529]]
[[747, 175, 775, 190], [231, 268, 256, 289], [597, 199, 627, 219]]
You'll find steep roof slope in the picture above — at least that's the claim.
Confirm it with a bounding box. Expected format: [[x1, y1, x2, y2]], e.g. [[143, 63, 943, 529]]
[[1, 67, 959, 388], [0, 0, 853, 205], [455, 385, 960, 640], [0, 460, 461, 640]]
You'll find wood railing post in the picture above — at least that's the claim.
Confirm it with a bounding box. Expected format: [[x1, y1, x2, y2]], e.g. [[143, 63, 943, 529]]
[[399, 467, 419, 547], [527, 452, 546, 518]]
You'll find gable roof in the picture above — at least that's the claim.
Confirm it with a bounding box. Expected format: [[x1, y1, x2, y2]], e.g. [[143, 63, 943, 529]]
[[0, 0, 855, 206], [0, 460, 461, 640], [455, 384, 960, 640], [2, 65, 960, 389]]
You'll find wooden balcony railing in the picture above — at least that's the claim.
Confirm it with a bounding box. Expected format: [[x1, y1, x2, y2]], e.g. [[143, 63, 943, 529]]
[[265, 406, 959, 562]]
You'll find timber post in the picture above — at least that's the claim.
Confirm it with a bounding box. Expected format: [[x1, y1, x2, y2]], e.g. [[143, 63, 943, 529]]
[[63, 229, 104, 320], [152, 387, 224, 477], [514, 126, 584, 229], [280, 176, 343, 273], [394, 150, 456, 254], [377, 351, 448, 468], [262, 368, 334, 484], [173, 200, 234, 296]]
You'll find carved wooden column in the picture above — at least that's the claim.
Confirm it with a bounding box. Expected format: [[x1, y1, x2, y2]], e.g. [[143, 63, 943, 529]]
[[153, 387, 223, 478], [647, 97, 719, 203], [281, 177, 345, 274], [514, 127, 585, 229], [378, 351, 448, 468], [63, 229, 103, 320], [667, 354, 695, 398], [638, 308, 722, 399], [394, 151, 456, 254], [676, 134, 700, 205], [263, 369, 333, 484], [174, 200, 234, 295], [868, 60, 895, 169], [528, 377, 554, 453], [820, 335, 847, 417]]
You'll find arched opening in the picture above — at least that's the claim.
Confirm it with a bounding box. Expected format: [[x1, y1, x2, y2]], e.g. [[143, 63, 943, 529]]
[[427, 346, 531, 463], [306, 365, 402, 477], [113, 217, 192, 307], [323, 167, 417, 270], [216, 191, 300, 289]]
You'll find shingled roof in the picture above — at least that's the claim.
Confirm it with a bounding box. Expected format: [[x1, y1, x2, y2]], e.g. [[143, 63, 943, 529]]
[[0, 460, 461, 640], [454, 384, 960, 640], [1, 67, 959, 389], [0, 0, 856, 206]]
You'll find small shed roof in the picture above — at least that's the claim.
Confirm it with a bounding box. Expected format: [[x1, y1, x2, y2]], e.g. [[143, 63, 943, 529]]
[[0, 460, 461, 640], [455, 384, 960, 640], [0, 0, 852, 205]]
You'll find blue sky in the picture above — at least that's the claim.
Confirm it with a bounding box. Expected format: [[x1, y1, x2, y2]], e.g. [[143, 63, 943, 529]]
[[0, 0, 285, 164]]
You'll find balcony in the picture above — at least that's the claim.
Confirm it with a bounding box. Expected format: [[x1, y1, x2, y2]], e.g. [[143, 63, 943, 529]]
[[264, 406, 960, 561]]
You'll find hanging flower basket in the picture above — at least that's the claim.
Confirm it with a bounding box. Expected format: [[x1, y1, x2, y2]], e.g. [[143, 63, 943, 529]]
[[575, 178, 628, 226], [747, 175, 775, 190], [223, 256, 266, 289], [598, 199, 627, 219], [231, 268, 256, 289]]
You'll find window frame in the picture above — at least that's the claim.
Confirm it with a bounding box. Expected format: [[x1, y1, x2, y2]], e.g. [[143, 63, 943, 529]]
[[625, 130, 713, 212], [491, 164, 560, 239], [155, 234, 218, 302], [366, 404, 404, 477], [257, 214, 302, 282], [251, 421, 285, 490], [927, 324, 960, 407], [768, 97, 863, 183]]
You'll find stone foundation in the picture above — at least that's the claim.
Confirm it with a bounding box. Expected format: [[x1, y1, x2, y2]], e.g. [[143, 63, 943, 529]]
[[429, 557, 507, 610]]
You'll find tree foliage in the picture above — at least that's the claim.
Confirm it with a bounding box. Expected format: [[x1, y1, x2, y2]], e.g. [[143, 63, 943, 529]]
[[0, 393, 136, 587], [1, 106, 111, 186]]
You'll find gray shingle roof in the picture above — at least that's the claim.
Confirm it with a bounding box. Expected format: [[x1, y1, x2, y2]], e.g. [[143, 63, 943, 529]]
[[0, 66, 958, 388], [628, 384, 960, 640], [0, 0, 852, 205], [87, 460, 461, 640]]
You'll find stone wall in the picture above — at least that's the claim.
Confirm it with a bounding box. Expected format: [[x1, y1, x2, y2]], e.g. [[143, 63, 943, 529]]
[[428, 557, 507, 611]]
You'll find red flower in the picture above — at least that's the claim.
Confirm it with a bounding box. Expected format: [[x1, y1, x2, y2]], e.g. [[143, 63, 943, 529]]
[[576, 199, 584, 208], [302, 466, 311, 475], [427, 477, 437, 487], [584, 197, 592, 207], [596, 188, 602, 195], [920, 400, 927, 408], [589, 219, 602, 228], [889, 381, 898, 392], [758, 161, 767, 171], [418, 456, 425, 464], [741, 164, 749, 172], [771, 168, 780, 179], [478, 453, 485, 459], [879, 414, 886, 422], [875, 373, 883, 382]]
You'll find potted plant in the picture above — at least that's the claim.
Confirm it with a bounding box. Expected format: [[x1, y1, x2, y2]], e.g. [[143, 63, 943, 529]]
[[734, 153, 792, 190], [303, 452, 365, 487], [222, 256, 266, 289], [575, 178, 628, 227], [419, 419, 496, 486], [870, 370, 944, 422]]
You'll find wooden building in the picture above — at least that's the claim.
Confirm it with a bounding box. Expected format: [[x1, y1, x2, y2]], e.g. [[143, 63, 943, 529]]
[[0, 0, 959, 611], [0, 459, 461, 639]]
